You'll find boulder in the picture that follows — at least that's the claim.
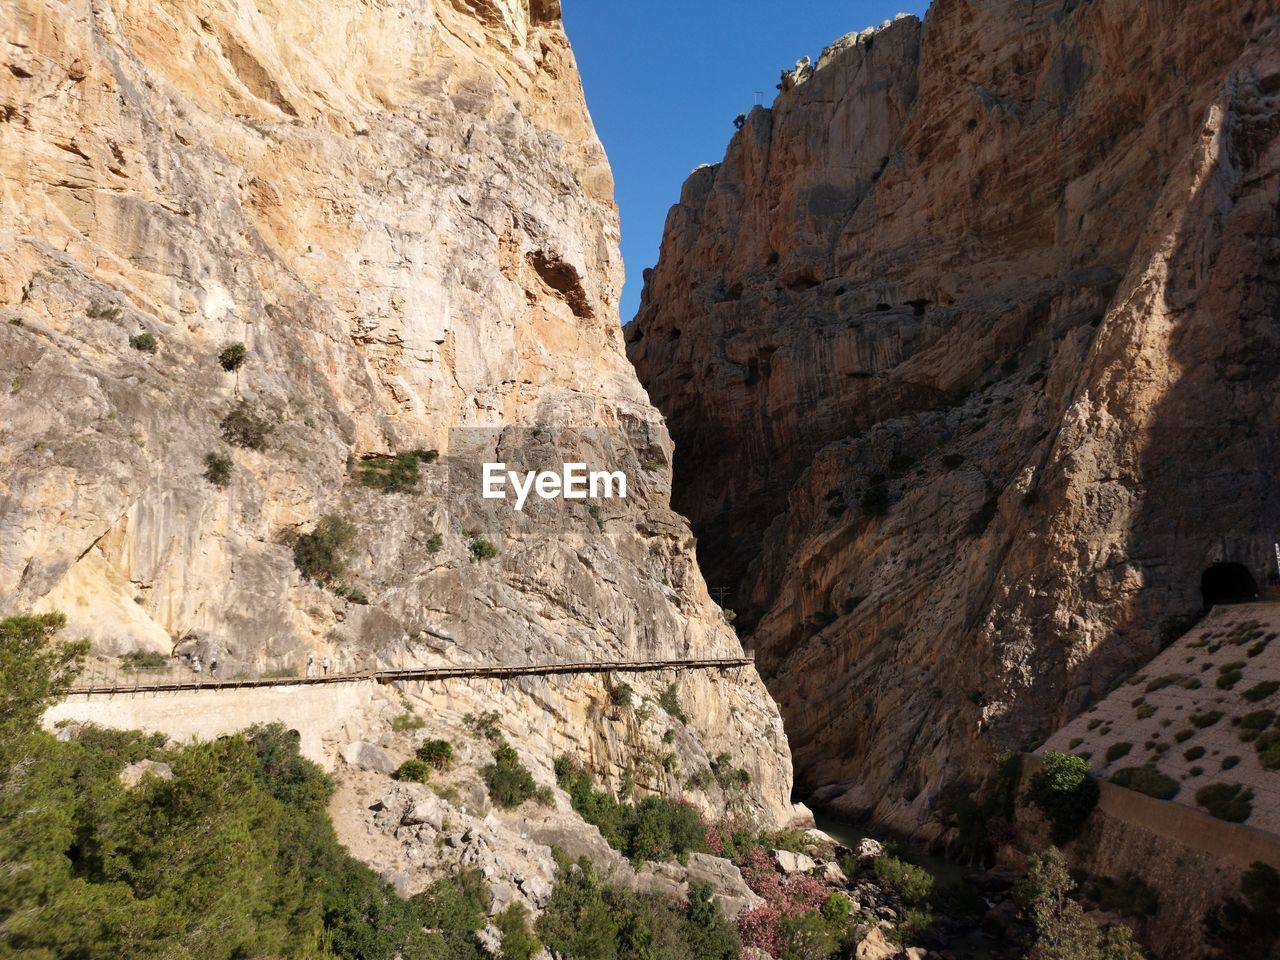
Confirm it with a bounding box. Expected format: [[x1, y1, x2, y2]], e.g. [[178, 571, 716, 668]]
[[820, 861, 847, 884], [340, 741, 397, 774], [119, 759, 173, 787], [684, 852, 763, 917], [856, 927, 898, 960], [804, 827, 840, 847], [519, 875, 553, 908], [855, 838, 885, 860], [402, 796, 444, 830], [487, 882, 516, 916], [789, 802, 817, 828], [773, 849, 816, 874]]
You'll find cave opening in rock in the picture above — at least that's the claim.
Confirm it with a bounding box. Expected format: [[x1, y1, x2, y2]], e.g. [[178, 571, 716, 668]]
[[1200, 562, 1259, 606]]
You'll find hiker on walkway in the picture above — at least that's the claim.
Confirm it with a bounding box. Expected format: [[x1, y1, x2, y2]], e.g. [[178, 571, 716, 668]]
[[322, 656, 331, 676], [307, 655, 315, 677], [209, 655, 218, 677], [191, 655, 201, 676]]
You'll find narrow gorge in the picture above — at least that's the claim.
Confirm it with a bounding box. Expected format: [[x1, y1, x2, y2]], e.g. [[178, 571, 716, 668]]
[[629, 0, 1280, 836]]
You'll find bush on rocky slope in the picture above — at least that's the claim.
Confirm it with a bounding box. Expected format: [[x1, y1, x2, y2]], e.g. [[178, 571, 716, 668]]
[[1024, 752, 1100, 845], [484, 739, 537, 808], [537, 857, 739, 960], [554, 756, 706, 863]]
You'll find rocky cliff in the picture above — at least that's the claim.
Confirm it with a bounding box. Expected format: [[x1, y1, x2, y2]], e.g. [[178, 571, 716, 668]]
[[628, 0, 1280, 833], [0, 0, 792, 826]]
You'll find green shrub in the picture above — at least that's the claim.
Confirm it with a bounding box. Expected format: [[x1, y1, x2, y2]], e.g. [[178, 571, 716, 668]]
[[484, 739, 536, 808], [1185, 745, 1206, 761], [426, 533, 444, 553], [1015, 847, 1142, 960], [293, 514, 357, 585], [1025, 751, 1099, 844], [218, 342, 248, 371], [390, 711, 424, 732], [496, 901, 541, 960], [1238, 710, 1276, 731], [892, 907, 935, 945], [554, 757, 706, 864], [1174, 728, 1195, 743], [356, 450, 435, 493], [415, 739, 454, 770], [874, 855, 934, 904], [393, 759, 431, 783], [1243, 681, 1280, 703], [537, 859, 739, 960], [1196, 783, 1254, 822], [221, 399, 274, 450], [120, 650, 170, 672], [533, 784, 555, 807], [466, 531, 499, 562], [658, 683, 687, 723], [609, 682, 634, 708], [1190, 710, 1223, 729], [1222, 755, 1241, 770], [1258, 735, 1280, 771], [1105, 742, 1132, 763], [1217, 670, 1243, 689], [1110, 766, 1179, 800], [464, 710, 502, 742], [1135, 703, 1155, 719], [129, 331, 158, 353], [204, 451, 233, 487]]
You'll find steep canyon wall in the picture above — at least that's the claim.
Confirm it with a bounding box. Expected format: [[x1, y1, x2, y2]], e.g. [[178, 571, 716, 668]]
[[628, 0, 1280, 832]]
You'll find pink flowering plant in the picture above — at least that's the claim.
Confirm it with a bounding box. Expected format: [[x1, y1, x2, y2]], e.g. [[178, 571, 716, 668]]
[[735, 846, 844, 957]]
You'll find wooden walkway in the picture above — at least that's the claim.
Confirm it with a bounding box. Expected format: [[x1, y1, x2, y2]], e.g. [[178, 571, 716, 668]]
[[66, 656, 756, 697]]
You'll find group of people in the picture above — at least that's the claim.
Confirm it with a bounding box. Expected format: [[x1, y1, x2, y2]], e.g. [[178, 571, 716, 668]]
[[184, 652, 333, 679], [189, 653, 217, 677]]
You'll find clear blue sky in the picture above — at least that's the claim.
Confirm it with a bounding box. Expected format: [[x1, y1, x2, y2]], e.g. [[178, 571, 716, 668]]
[[562, 1, 930, 323]]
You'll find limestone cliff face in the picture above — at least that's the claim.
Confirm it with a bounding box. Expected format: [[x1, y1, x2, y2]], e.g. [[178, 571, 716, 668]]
[[628, 1, 1280, 832], [0, 0, 792, 825]]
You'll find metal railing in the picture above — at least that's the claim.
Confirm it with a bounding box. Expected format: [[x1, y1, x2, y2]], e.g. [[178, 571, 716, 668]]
[[66, 654, 756, 697]]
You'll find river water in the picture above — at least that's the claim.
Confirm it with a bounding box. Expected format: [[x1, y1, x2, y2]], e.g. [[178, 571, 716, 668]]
[[811, 809, 972, 888]]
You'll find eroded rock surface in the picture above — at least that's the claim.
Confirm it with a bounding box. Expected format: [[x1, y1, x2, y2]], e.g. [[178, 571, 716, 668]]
[[628, 1, 1280, 831], [1, 0, 792, 838]]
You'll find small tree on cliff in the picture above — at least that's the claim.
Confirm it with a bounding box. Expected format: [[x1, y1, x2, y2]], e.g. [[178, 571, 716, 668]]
[[1015, 848, 1144, 960], [1024, 751, 1099, 844]]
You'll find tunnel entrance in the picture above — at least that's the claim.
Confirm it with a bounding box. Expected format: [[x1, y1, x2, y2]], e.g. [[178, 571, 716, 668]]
[[1201, 562, 1259, 607]]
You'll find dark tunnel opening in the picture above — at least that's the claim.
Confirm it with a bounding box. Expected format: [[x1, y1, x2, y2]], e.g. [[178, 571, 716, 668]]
[[1200, 562, 1259, 607]]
